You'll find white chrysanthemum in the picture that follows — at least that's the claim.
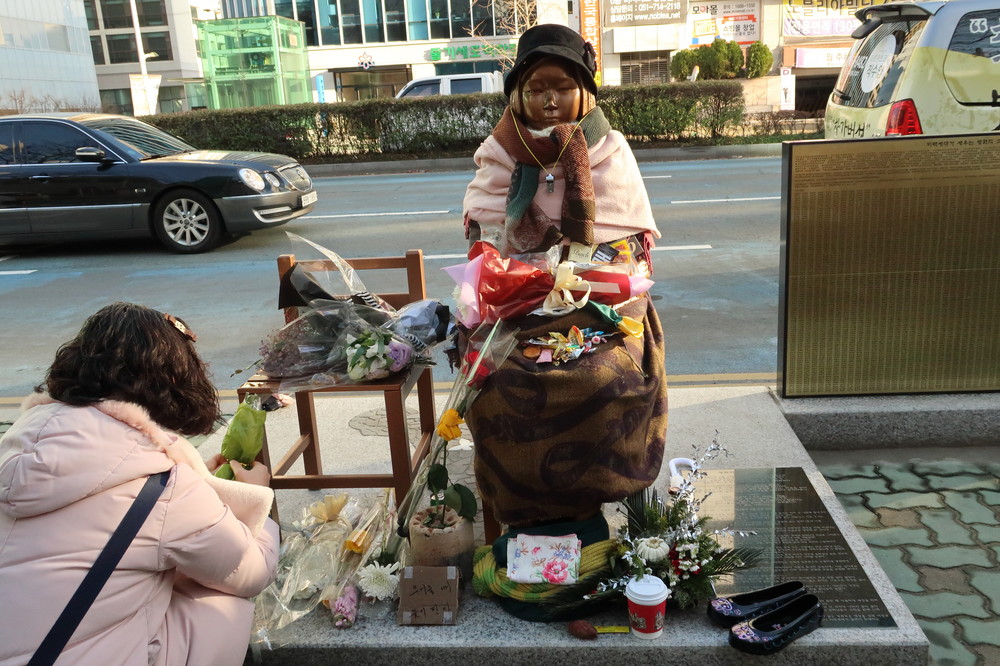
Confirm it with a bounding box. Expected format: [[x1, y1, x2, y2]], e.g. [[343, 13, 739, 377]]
[[357, 562, 400, 601], [635, 537, 671, 563]]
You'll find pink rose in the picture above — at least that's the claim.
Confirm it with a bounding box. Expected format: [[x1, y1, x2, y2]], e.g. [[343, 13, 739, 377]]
[[542, 559, 569, 584]]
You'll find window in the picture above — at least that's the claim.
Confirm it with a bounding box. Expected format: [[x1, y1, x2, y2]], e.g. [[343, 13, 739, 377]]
[[451, 0, 471, 38], [99, 0, 132, 29], [341, 0, 363, 43], [944, 10, 1000, 104], [18, 122, 91, 164], [402, 81, 440, 96], [362, 0, 384, 42], [106, 33, 138, 63], [296, 0, 317, 45], [406, 0, 428, 40], [90, 35, 106, 65], [319, 0, 341, 45], [84, 0, 101, 30], [137, 0, 167, 26], [471, 0, 494, 36], [142, 31, 172, 61], [621, 50, 670, 84], [451, 77, 483, 94], [0, 125, 13, 165], [384, 0, 406, 41], [430, 0, 449, 38]]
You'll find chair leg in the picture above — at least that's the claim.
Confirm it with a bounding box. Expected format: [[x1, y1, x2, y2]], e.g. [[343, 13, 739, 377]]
[[384, 387, 413, 507], [296, 391, 321, 476]]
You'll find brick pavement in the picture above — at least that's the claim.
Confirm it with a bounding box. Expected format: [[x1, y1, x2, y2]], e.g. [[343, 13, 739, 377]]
[[815, 452, 1000, 666]]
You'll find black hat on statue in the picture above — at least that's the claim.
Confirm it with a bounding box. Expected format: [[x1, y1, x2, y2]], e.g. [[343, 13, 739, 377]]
[[504, 23, 598, 97]]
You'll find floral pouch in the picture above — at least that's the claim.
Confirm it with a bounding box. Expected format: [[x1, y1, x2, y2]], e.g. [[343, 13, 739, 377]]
[[506, 533, 581, 585]]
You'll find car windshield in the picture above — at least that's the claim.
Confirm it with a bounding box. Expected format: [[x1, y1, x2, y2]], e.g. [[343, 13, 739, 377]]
[[79, 117, 195, 159]]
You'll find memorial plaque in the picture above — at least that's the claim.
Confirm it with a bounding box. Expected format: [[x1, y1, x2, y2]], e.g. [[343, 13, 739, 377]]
[[702, 467, 895, 628]]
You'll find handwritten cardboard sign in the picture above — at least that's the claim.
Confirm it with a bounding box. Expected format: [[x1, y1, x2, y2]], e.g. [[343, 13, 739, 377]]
[[396, 565, 460, 625]]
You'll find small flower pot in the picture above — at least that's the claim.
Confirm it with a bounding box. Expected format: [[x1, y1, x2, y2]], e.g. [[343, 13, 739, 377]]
[[408, 506, 474, 582]]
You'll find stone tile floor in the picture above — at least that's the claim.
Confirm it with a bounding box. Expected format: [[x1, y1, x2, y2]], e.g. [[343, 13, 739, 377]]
[[812, 448, 1000, 666]]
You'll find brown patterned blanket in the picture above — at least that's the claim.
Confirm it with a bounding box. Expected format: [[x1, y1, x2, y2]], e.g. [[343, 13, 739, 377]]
[[465, 296, 667, 526]]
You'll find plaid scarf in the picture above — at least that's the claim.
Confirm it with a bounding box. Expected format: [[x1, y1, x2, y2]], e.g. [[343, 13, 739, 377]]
[[491, 106, 611, 255]]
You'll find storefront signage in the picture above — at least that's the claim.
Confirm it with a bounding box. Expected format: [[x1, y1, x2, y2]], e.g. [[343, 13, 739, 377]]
[[794, 46, 851, 67], [580, 0, 603, 85], [427, 43, 516, 61], [606, 0, 686, 27], [689, 0, 760, 45], [782, 0, 893, 37]]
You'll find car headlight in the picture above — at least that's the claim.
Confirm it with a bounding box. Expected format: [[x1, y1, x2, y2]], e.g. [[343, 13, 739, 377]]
[[264, 172, 282, 188], [239, 168, 266, 191]]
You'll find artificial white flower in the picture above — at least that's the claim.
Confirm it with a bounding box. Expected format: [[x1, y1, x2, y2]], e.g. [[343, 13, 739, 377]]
[[635, 536, 671, 563], [357, 561, 400, 601]]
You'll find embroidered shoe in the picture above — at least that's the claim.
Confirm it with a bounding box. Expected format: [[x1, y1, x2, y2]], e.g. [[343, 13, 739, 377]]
[[707, 580, 806, 627], [728, 594, 824, 655]]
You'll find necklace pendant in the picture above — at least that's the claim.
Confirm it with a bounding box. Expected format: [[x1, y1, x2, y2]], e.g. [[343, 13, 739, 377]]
[[545, 173, 555, 193]]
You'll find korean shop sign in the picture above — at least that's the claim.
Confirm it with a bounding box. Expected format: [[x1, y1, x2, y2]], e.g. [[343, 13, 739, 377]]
[[606, 0, 687, 27], [428, 43, 516, 61]]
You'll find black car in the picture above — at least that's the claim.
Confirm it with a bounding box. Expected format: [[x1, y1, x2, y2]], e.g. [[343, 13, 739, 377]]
[[0, 113, 318, 253]]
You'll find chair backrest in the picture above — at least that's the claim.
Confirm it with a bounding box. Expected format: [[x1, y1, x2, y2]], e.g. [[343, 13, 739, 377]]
[[277, 250, 427, 324]]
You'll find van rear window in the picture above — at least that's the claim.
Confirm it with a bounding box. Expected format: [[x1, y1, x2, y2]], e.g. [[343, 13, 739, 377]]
[[831, 18, 927, 108]]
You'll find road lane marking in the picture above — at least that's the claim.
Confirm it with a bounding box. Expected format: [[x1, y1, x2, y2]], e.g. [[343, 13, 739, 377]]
[[643, 175, 673, 179], [671, 196, 779, 204], [304, 210, 450, 219], [426, 244, 711, 260], [0, 270, 35, 275]]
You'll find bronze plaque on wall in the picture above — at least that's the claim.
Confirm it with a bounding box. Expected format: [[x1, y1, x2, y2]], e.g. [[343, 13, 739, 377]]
[[779, 135, 1000, 397]]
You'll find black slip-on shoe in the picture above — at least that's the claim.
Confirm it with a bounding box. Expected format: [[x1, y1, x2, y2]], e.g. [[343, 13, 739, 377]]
[[707, 580, 806, 628], [728, 594, 824, 655]]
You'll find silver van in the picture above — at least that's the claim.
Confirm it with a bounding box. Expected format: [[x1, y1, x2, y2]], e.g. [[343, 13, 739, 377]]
[[826, 0, 1000, 138], [395, 72, 503, 99]]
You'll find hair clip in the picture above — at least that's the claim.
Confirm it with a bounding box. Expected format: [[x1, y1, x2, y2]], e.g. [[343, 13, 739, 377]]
[[164, 313, 197, 342]]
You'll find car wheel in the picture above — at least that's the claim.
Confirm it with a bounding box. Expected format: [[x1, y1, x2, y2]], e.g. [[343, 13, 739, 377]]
[[152, 189, 223, 254]]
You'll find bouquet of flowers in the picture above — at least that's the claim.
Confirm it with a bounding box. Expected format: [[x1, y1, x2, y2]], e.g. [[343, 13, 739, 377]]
[[539, 437, 761, 617], [256, 233, 449, 391], [252, 492, 392, 646]]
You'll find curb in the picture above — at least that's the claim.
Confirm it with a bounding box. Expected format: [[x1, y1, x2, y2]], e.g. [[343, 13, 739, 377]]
[[303, 143, 784, 177]]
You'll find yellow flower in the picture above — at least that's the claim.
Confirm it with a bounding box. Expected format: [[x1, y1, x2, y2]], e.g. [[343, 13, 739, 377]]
[[436, 408, 464, 441]]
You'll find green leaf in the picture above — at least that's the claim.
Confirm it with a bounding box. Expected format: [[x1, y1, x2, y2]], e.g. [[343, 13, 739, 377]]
[[427, 463, 449, 493], [452, 484, 478, 520], [442, 485, 461, 512], [214, 462, 235, 479]]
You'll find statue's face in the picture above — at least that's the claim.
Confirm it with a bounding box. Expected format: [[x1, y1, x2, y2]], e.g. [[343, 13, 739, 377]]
[[520, 58, 582, 130]]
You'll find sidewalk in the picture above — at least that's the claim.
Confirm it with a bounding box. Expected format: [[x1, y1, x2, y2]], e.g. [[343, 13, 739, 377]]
[[812, 447, 1000, 666]]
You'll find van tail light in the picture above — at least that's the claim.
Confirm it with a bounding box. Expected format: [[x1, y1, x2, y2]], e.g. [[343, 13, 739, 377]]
[[885, 99, 923, 135]]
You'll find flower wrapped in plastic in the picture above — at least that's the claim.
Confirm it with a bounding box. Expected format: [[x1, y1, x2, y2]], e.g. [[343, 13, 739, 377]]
[[255, 233, 449, 391], [252, 492, 392, 648]]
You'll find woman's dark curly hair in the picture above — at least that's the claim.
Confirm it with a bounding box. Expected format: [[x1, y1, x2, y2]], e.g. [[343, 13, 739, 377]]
[[42, 302, 222, 435]]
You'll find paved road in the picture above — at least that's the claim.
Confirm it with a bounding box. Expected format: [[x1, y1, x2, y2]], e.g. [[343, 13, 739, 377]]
[[0, 156, 782, 400]]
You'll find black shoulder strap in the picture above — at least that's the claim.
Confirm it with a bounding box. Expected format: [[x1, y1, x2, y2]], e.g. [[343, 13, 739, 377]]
[[28, 471, 170, 666]]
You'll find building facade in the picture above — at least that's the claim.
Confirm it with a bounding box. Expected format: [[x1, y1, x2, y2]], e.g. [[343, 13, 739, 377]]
[[199, 15, 311, 108], [0, 1, 101, 113], [219, 0, 851, 109], [84, 0, 223, 114]]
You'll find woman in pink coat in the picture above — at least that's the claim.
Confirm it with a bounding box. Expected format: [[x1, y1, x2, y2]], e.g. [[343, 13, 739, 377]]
[[0, 303, 279, 666]]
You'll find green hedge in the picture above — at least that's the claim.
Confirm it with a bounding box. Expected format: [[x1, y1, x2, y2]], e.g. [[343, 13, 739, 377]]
[[145, 80, 745, 161]]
